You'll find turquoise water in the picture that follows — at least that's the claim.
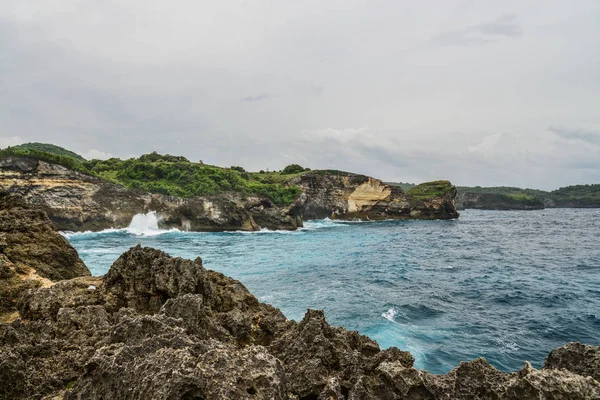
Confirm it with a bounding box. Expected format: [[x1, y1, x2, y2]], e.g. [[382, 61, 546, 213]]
[[65, 209, 600, 374]]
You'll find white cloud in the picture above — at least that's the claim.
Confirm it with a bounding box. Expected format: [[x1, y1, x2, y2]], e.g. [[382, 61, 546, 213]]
[[81, 149, 112, 160]]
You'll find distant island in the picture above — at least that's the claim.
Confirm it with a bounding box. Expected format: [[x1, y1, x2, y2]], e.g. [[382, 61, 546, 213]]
[[388, 182, 600, 210], [0, 143, 459, 232]]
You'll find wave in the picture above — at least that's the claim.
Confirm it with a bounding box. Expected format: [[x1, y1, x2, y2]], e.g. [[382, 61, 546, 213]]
[[382, 308, 399, 322], [62, 211, 181, 238]]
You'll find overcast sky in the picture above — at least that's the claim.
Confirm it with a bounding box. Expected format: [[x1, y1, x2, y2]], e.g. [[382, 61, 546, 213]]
[[1, 1, 599, 189]]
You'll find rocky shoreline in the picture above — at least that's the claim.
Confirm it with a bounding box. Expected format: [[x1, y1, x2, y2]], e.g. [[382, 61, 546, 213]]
[[0, 194, 599, 399], [0, 156, 459, 232]]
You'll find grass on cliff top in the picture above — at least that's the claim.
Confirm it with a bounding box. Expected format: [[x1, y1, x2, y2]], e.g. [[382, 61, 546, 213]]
[[506, 193, 537, 201], [407, 180, 455, 200], [10, 142, 86, 162], [248, 171, 305, 184], [0, 148, 301, 206], [83, 154, 302, 206]]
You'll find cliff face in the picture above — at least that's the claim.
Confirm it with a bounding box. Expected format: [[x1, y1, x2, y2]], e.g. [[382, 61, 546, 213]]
[[0, 156, 301, 232], [0, 157, 458, 232], [456, 192, 545, 210], [290, 172, 459, 220], [1, 245, 598, 399], [0, 193, 89, 321]]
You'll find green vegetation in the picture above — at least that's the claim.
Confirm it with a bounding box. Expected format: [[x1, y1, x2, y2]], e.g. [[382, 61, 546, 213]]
[[457, 184, 600, 208], [385, 181, 416, 191], [0, 146, 88, 172], [82, 153, 302, 205], [407, 180, 454, 200], [249, 170, 305, 184], [0, 148, 302, 206], [281, 164, 309, 174], [506, 193, 537, 201], [457, 186, 546, 197], [11, 142, 86, 161], [549, 184, 600, 206]]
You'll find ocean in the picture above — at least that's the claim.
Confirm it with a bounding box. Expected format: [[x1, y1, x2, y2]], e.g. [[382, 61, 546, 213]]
[[65, 209, 600, 374]]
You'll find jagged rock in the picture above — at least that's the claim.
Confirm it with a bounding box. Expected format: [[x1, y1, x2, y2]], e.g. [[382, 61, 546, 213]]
[[269, 309, 382, 398], [1, 246, 598, 400], [0, 193, 89, 320], [0, 192, 88, 280], [103, 246, 214, 314], [545, 342, 600, 381]]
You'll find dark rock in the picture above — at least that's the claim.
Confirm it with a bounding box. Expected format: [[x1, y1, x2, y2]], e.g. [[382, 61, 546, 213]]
[[1, 246, 599, 400], [545, 342, 600, 381], [103, 245, 213, 314], [0, 193, 89, 320]]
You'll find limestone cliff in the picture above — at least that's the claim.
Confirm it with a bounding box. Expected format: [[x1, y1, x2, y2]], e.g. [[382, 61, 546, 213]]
[[0, 156, 458, 232], [290, 171, 459, 220], [0, 156, 301, 232], [1, 245, 598, 399]]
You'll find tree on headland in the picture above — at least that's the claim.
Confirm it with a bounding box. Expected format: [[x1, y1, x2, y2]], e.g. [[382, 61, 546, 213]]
[[281, 164, 308, 174]]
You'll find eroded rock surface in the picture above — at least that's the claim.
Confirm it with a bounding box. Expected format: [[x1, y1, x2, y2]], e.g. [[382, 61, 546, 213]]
[[0, 156, 299, 232], [291, 172, 459, 221], [1, 157, 458, 233], [1, 245, 598, 399], [0, 193, 89, 320]]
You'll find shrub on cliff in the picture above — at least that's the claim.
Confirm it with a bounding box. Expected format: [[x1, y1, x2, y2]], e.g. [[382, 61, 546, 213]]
[[9, 142, 86, 161], [407, 180, 455, 200], [0, 148, 301, 206], [281, 164, 307, 174], [0, 147, 87, 173], [138, 152, 189, 163], [81, 155, 301, 205]]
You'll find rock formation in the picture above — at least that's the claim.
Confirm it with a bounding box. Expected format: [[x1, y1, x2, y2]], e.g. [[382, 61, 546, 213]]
[[0, 192, 89, 321], [0, 156, 300, 232], [0, 157, 459, 233], [291, 172, 459, 220], [1, 241, 598, 399]]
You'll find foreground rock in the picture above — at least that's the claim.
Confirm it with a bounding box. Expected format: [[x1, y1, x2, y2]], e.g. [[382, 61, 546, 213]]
[[1, 244, 598, 399], [0, 193, 89, 321]]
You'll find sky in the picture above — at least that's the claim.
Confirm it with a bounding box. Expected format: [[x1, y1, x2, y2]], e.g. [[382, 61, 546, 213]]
[[1, 0, 599, 190]]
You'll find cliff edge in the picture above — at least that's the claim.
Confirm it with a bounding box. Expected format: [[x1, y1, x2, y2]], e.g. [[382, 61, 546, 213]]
[[0, 156, 459, 232], [292, 172, 459, 221]]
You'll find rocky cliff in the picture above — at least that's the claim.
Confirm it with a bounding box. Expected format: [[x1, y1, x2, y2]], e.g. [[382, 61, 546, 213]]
[[0, 157, 459, 232], [0, 193, 89, 321], [456, 192, 545, 211], [0, 244, 598, 399], [0, 156, 300, 232], [291, 172, 459, 220]]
